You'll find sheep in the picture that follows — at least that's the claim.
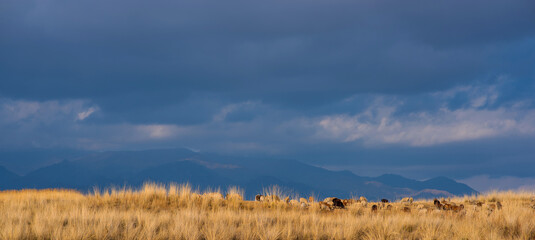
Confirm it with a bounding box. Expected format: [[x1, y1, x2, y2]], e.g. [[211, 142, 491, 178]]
[[386, 205, 393, 210], [319, 201, 332, 211], [400, 197, 413, 204], [342, 199, 356, 207], [434, 199, 443, 209], [255, 194, 263, 201], [371, 204, 378, 212], [309, 196, 315, 203], [496, 201, 502, 210], [402, 207, 411, 213], [442, 204, 453, 211], [299, 198, 308, 204], [323, 197, 345, 209], [359, 196, 368, 203], [452, 204, 464, 212], [381, 199, 389, 203]]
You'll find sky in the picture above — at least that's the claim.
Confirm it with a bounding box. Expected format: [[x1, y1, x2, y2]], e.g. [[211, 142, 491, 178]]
[[1, 0, 535, 191]]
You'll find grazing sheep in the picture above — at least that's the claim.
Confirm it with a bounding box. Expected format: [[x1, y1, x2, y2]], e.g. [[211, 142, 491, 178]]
[[300, 202, 308, 209], [371, 205, 378, 212], [402, 207, 411, 213], [381, 199, 389, 203], [359, 196, 368, 203], [319, 201, 332, 211], [342, 199, 356, 207], [452, 204, 464, 212], [323, 197, 335, 202], [400, 197, 413, 204], [434, 199, 443, 209], [442, 204, 453, 211], [322, 197, 344, 209], [333, 198, 345, 209], [255, 194, 263, 201], [299, 198, 308, 204]]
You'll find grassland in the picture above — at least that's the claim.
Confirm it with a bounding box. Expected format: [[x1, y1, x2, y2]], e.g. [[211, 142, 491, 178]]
[[1, 183, 535, 240]]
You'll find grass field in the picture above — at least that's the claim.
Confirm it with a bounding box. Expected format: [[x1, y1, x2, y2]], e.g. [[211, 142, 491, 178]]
[[1, 183, 535, 240]]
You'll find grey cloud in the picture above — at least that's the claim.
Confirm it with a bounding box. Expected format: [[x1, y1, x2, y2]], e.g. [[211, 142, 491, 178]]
[[458, 175, 535, 192], [1, 0, 534, 124], [1, 0, 535, 184]]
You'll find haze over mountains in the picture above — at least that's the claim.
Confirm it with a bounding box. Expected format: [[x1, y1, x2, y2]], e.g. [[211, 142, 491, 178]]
[[0, 148, 476, 200]]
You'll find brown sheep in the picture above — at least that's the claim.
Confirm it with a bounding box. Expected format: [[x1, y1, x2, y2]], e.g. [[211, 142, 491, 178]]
[[442, 204, 453, 211], [255, 194, 263, 201], [342, 199, 356, 207], [452, 204, 464, 212], [323, 197, 345, 209], [434, 199, 443, 209], [332, 198, 345, 209], [402, 206, 411, 213], [400, 197, 413, 204], [299, 198, 308, 204], [371, 204, 378, 212], [319, 201, 332, 211], [359, 196, 368, 202], [381, 199, 389, 203]]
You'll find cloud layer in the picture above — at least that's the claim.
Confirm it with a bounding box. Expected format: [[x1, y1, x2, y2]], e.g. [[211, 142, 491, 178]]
[[1, 0, 535, 187]]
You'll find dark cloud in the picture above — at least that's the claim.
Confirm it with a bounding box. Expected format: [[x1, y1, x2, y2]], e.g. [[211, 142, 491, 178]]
[[1, 0, 535, 186], [2, 0, 535, 122]]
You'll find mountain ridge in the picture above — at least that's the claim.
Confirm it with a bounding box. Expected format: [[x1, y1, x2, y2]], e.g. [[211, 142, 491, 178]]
[[0, 148, 478, 200]]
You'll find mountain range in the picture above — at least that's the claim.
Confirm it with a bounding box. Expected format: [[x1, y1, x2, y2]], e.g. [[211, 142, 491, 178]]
[[0, 148, 477, 200]]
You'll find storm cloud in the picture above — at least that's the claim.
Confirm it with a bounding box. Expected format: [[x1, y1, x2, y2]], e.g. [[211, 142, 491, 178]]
[[1, 0, 535, 185]]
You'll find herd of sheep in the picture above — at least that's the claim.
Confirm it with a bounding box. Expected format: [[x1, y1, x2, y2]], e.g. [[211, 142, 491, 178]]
[[253, 194, 505, 214]]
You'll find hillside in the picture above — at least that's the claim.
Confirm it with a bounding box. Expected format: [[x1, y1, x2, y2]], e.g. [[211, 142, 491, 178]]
[[0, 148, 477, 200]]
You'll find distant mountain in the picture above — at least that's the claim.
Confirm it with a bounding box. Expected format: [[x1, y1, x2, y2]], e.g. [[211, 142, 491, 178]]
[[0, 148, 478, 200], [374, 174, 476, 197], [0, 166, 20, 189], [0, 149, 91, 175]]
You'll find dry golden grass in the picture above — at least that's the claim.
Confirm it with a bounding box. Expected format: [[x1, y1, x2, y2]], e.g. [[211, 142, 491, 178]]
[[1, 183, 535, 240]]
